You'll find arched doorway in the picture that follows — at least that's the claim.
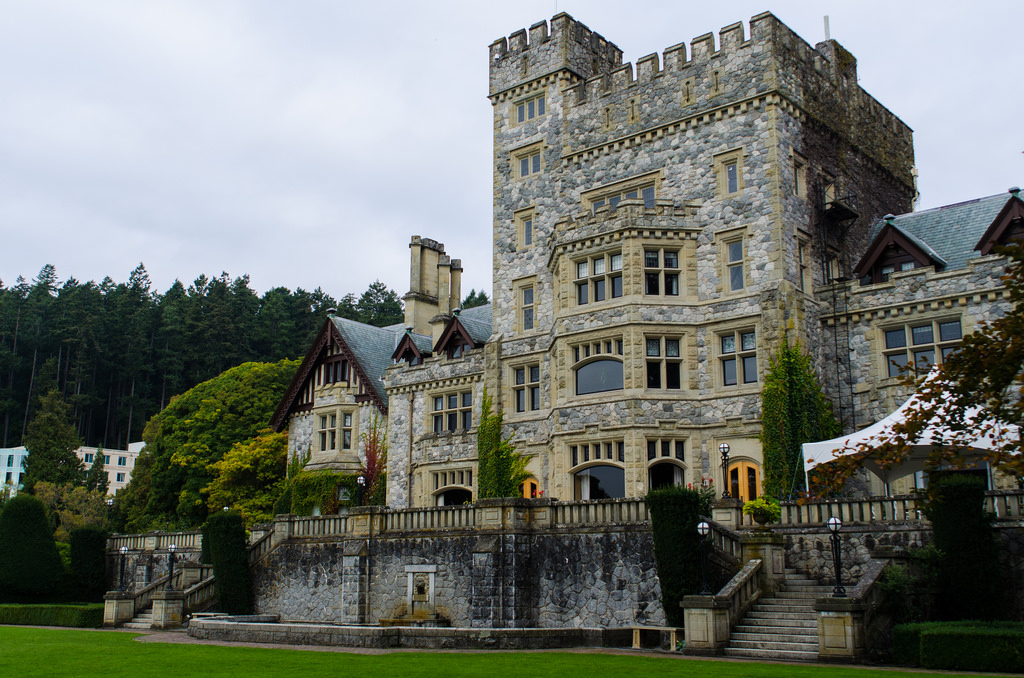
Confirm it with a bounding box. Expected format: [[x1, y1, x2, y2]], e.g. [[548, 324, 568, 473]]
[[520, 477, 540, 498]]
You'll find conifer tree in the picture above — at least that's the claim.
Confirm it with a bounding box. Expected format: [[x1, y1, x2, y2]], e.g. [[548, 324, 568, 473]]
[[84, 450, 109, 495], [0, 493, 64, 602], [22, 389, 84, 492]]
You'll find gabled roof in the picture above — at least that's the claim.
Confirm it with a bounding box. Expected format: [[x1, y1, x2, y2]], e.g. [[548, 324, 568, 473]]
[[270, 315, 402, 430], [391, 330, 432, 362], [853, 220, 946, 278], [455, 303, 493, 344], [858, 192, 1011, 277], [975, 190, 1024, 255], [433, 304, 492, 355]]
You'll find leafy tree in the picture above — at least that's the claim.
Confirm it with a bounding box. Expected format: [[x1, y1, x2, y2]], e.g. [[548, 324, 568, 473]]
[[476, 390, 531, 498], [461, 289, 489, 309], [122, 359, 298, 530], [356, 280, 403, 327], [759, 338, 839, 498], [33, 482, 108, 542], [84, 451, 109, 495], [205, 429, 288, 526], [22, 389, 84, 491], [0, 493, 64, 602], [815, 244, 1024, 491]]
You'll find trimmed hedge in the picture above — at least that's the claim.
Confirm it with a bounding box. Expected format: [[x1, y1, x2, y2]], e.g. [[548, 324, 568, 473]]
[[645, 486, 706, 627], [204, 510, 251, 615], [894, 621, 1024, 670], [70, 526, 108, 603], [0, 603, 104, 627], [0, 494, 65, 602]]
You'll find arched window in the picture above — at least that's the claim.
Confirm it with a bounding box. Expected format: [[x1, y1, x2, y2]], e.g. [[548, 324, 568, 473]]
[[648, 461, 683, 490], [435, 488, 472, 506], [574, 465, 624, 500], [575, 359, 623, 395]]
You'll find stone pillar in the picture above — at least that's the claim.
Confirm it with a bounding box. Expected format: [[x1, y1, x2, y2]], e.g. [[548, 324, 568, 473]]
[[814, 598, 868, 661], [471, 535, 500, 628], [681, 595, 731, 655], [151, 590, 185, 630], [341, 541, 368, 624], [711, 498, 742, 530], [740, 530, 787, 594], [102, 591, 135, 628]]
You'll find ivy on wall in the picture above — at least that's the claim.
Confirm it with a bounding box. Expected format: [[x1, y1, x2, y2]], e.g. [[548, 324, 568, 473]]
[[759, 337, 839, 499], [477, 390, 532, 499]]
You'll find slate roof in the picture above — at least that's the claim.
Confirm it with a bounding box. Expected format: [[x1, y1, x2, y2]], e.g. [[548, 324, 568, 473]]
[[867, 193, 1010, 272], [455, 303, 493, 344], [330, 316, 404, 406]]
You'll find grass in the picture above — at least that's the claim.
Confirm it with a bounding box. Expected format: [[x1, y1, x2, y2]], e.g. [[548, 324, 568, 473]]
[[0, 626, 1001, 677]]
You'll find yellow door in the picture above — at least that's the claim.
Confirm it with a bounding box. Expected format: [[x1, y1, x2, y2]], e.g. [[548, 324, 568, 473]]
[[729, 462, 761, 502]]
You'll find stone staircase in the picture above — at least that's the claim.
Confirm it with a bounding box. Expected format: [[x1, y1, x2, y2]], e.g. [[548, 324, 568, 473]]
[[723, 568, 830, 662], [123, 609, 154, 630]]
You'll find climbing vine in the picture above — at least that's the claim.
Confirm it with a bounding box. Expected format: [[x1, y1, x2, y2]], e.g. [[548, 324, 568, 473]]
[[759, 336, 839, 499], [477, 390, 532, 499]]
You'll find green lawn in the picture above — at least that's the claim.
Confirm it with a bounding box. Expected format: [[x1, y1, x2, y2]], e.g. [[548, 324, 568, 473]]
[[0, 626, 996, 677]]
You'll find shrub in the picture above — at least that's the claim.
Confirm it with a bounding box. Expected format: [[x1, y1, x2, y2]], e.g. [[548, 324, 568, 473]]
[[741, 496, 781, 523], [645, 485, 707, 627], [0, 603, 103, 627], [0, 494, 65, 602], [204, 510, 251, 615], [921, 625, 1024, 672], [924, 474, 1004, 620], [70, 525, 109, 602]]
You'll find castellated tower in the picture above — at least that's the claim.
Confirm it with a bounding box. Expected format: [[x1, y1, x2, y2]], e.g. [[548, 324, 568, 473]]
[[487, 12, 914, 501]]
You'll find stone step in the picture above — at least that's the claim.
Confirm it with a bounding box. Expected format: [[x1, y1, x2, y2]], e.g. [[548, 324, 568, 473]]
[[728, 638, 819, 652], [723, 647, 818, 662], [745, 610, 817, 622], [748, 603, 814, 614], [734, 622, 817, 634], [729, 634, 815, 647]]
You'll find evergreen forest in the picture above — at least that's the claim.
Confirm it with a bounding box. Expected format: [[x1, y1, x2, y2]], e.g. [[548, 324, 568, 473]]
[[0, 263, 404, 451]]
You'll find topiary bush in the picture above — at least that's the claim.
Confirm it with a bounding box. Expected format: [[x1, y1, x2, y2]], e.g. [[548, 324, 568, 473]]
[[645, 485, 708, 627], [0, 603, 103, 627], [70, 525, 109, 602], [204, 510, 251, 615], [0, 494, 65, 602]]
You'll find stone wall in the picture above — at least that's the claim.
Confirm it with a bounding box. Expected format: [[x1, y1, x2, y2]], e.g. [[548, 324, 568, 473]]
[[251, 507, 664, 628]]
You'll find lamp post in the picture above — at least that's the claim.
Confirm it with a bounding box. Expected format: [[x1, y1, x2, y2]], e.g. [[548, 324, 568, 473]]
[[827, 516, 846, 597], [166, 544, 177, 592], [719, 443, 731, 498], [119, 545, 128, 592], [357, 475, 366, 506], [697, 521, 711, 594]]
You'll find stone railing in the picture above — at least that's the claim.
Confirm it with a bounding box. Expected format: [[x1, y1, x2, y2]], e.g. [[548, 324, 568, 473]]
[[248, 530, 275, 565], [549, 498, 649, 526], [184, 574, 218, 613], [814, 558, 890, 661], [108, 530, 203, 552], [681, 558, 763, 655]]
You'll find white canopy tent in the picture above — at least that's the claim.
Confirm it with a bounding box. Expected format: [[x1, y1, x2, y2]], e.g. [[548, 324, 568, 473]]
[[801, 390, 1018, 494]]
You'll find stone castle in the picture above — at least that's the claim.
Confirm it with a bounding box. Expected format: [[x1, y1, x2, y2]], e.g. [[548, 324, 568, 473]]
[[270, 11, 1020, 508]]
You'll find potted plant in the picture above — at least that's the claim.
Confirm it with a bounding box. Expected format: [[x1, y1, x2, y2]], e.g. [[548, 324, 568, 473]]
[[742, 496, 781, 525]]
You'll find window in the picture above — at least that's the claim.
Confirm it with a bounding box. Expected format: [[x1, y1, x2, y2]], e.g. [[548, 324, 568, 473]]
[[341, 412, 353, 449], [513, 364, 541, 412], [519, 284, 535, 331], [883, 319, 962, 378], [118, 456, 127, 466], [572, 339, 624, 396], [726, 239, 745, 292], [432, 391, 473, 433], [799, 240, 811, 291], [647, 438, 687, 490], [569, 440, 626, 500], [575, 252, 623, 305], [318, 413, 337, 452], [516, 209, 535, 249], [681, 77, 695, 106], [721, 330, 757, 386], [322, 357, 349, 384], [447, 337, 472, 359], [116, 472, 126, 483], [103, 455, 110, 465], [515, 94, 545, 124], [646, 438, 686, 462], [793, 154, 807, 198], [84, 453, 94, 463], [591, 184, 655, 213], [514, 142, 544, 179], [645, 336, 683, 390], [715, 149, 745, 197], [643, 248, 680, 296], [433, 468, 473, 490]]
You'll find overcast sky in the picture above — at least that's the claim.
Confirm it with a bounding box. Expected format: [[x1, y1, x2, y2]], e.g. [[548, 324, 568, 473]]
[[2, 1, 1021, 301]]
